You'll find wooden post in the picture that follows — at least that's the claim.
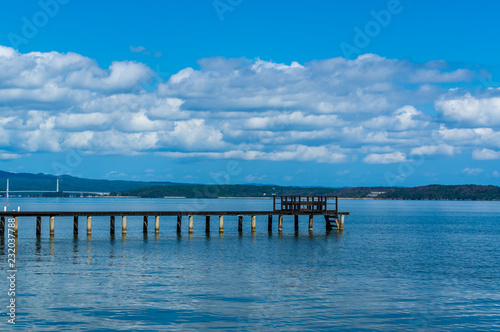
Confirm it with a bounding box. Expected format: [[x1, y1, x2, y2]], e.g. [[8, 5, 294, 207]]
[[205, 216, 210, 234], [143, 216, 148, 233], [122, 216, 127, 234], [339, 214, 345, 231], [294, 215, 299, 232], [188, 216, 193, 233], [36, 216, 41, 236], [155, 216, 160, 234], [309, 215, 313, 232], [50, 216, 55, 236], [86, 216, 92, 235], [73, 216, 79, 235], [13, 216, 18, 236], [238, 216, 243, 232], [278, 215, 283, 232], [0, 216, 4, 236], [251, 216, 256, 232], [110, 216, 115, 235], [177, 216, 182, 233], [219, 216, 224, 233], [268, 215, 272, 232]]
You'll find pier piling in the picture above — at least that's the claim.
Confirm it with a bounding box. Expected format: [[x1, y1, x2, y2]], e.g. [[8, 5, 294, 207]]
[[219, 216, 224, 233], [205, 216, 210, 234], [36, 216, 41, 236], [0, 216, 4, 235], [294, 215, 299, 232], [309, 215, 313, 232], [238, 216, 243, 232], [110, 216, 115, 235], [268, 215, 272, 232], [278, 215, 283, 232], [143, 216, 148, 233], [50, 216, 55, 236], [177, 216, 182, 233], [188, 216, 193, 234], [14, 216, 18, 236], [155, 216, 160, 234], [87, 216, 92, 235], [73, 216, 79, 235], [251, 216, 256, 232], [122, 216, 127, 234]]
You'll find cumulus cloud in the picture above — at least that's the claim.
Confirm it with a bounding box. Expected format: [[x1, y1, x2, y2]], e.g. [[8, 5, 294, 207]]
[[362, 151, 407, 164], [0, 45, 497, 166], [472, 148, 500, 160], [435, 93, 500, 127]]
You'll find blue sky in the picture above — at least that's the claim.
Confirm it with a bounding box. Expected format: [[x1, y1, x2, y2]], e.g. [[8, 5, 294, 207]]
[[0, 0, 499, 187]]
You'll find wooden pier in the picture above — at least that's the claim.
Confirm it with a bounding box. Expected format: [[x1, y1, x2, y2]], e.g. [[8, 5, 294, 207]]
[[0, 196, 349, 238]]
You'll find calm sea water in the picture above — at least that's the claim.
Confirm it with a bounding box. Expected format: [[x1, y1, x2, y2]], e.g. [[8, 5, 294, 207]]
[[1, 198, 499, 331]]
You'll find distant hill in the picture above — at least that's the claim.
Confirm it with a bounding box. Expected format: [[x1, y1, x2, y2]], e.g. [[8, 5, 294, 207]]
[[1, 170, 498, 200], [112, 184, 500, 200], [0, 170, 179, 193]]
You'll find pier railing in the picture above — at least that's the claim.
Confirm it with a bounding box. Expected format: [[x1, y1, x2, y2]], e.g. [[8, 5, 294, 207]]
[[273, 196, 337, 214]]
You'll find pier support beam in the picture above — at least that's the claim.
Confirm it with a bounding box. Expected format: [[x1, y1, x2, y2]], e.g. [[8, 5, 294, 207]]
[[309, 215, 313, 232], [278, 215, 283, 232], [251, 216, 256, 232], [110, 216, 115, 235], [294, 215, 299, 232], [219, 216, 224, 233], [14, 216, 18, 236], [155, 216, 160, 234], [339, 214, 345, 231], [0, 216, 4, 236], [188, 216, 193, 234], [50, 216, 55, 236], [122, 216, 127, 234], [143, 216, 148, 233], [36, 216, 41, 237], [238, 216, 243, 233], [87, 216, 92, 235], [74, 216, 79, 235], [206, 216, 210, 234], [177, 216, 182, 233], [268, 215, 272, 232]]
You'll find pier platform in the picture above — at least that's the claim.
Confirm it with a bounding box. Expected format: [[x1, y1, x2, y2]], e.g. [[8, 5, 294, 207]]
[[0, 196, 349, 237]]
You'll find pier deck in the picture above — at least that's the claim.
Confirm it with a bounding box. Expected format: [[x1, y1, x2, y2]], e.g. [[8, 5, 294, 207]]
[[0, 196, 349, 237]]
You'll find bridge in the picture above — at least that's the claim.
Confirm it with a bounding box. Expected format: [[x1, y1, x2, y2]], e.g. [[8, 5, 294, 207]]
[[0, 179, 110, 197]]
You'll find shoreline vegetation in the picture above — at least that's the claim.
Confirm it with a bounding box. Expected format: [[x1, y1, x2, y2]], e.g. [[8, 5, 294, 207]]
[[0, 171, 498, 201]]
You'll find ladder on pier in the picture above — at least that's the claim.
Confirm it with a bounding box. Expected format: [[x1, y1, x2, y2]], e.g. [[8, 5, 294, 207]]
[[324, 214, 340, 230]]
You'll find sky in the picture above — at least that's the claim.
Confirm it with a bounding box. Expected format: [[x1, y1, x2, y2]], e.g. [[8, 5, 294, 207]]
[[0, 0, 499, 187]]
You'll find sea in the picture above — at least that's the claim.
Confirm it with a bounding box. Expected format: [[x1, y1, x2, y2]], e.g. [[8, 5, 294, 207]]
[[1, 197, 499, 331]]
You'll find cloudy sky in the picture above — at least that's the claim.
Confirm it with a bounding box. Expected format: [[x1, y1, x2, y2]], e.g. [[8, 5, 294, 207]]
[[0, 0, 499, 186]]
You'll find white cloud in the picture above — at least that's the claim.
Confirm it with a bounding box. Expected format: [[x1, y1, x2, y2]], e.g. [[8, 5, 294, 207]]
[[493, 171, 499, 177], [0, 45, 497, 167], [462, 168, 484, 176], [472, 148, 500, 160], [435, 93, 500, 127], [362, 151, 407, 164], [410, 144, 456, 156]]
